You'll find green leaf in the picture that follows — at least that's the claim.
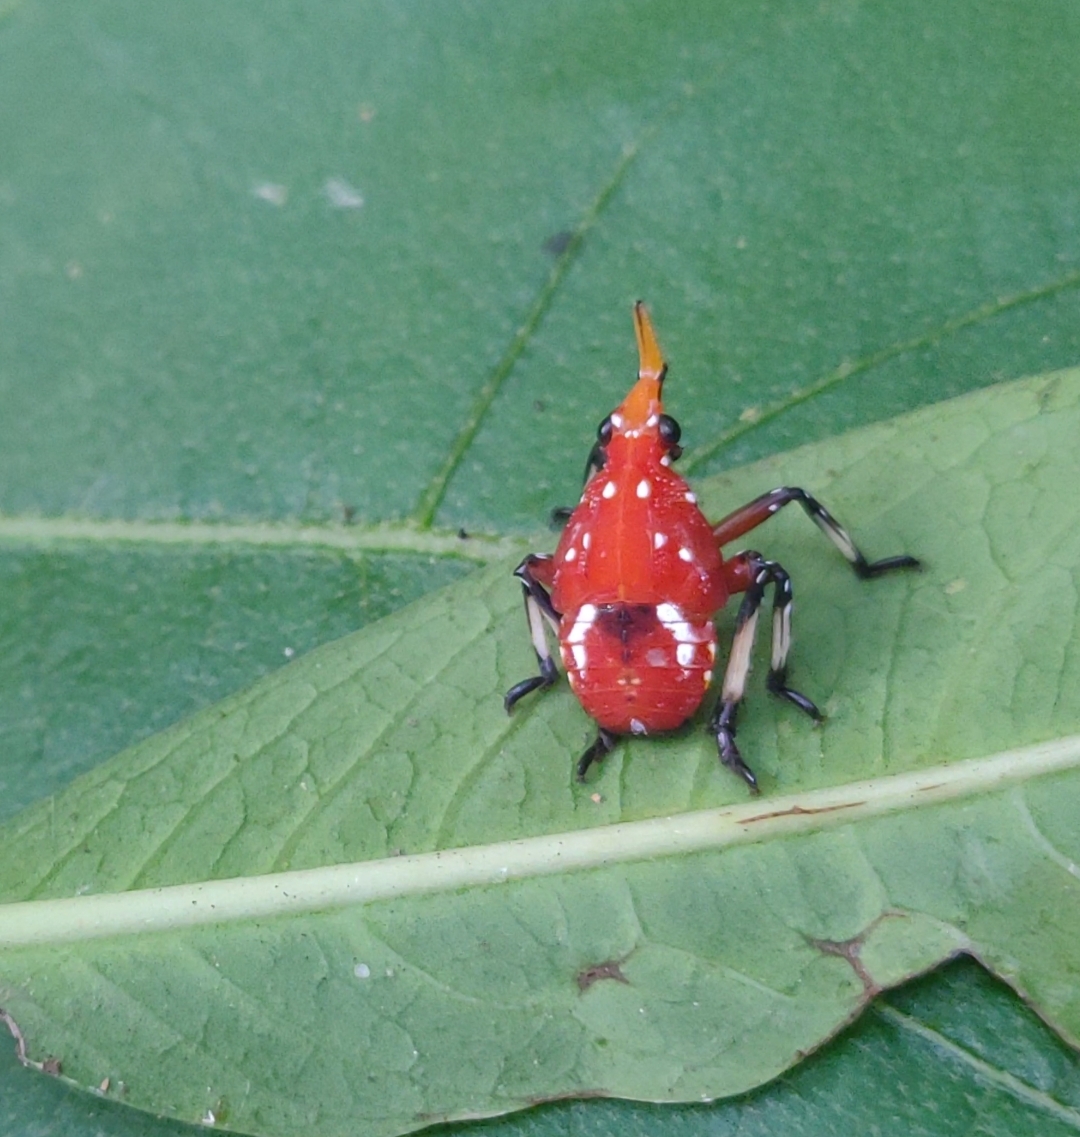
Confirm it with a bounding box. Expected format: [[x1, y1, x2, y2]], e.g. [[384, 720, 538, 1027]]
[[3, 367, 1080, 1136], [4, 2, 1080, 1136]]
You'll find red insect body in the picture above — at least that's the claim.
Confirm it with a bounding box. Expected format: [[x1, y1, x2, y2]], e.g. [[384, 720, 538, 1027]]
[[548, 311, 728, 736], [505, 303, 918, 790]]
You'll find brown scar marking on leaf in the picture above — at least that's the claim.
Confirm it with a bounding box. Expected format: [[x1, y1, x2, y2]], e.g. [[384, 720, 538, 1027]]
[[806, 911, 909, 999], [2, 1007, 63, 1076], [809, 935, 880, 997], [745, 801, 866, 823], [577, 960, 631, 992], [1, 1007, 27, 1062]]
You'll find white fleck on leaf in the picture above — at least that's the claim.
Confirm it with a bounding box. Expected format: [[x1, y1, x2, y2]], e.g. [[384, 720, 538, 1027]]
[[324, 178, 365, 209]]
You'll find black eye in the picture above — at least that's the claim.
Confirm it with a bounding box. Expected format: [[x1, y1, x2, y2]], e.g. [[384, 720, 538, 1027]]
[[658, 414, 681, 445], [597, 415, 613, 445], [658, 414, 682, 460]]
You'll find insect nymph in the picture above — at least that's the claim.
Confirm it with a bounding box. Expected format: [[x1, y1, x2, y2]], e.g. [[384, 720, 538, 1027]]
[[505, 303, 919, 792]]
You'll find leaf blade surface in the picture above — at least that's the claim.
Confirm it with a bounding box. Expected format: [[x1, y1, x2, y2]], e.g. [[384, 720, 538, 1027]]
[[4, 370, 1080, 1134]]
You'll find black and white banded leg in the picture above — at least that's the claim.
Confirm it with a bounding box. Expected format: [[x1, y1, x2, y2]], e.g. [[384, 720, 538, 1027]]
[[710, 552, 821, 793], [504, 554, 563, 712], [711, 486, 921, 579]]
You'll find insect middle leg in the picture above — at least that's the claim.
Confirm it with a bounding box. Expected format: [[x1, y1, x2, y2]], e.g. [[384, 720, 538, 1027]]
[[504, 554, 563, 712], [712, 486, 920, 578], [710, 551, 819, 792]]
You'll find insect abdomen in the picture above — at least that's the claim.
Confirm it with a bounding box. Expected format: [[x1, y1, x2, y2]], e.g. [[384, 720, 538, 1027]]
[[559, 601, 717, 734]]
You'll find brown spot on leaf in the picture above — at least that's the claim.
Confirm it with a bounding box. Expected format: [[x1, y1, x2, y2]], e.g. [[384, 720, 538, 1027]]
[[542, 230, 574, 257], [577, 960, 630, 992]]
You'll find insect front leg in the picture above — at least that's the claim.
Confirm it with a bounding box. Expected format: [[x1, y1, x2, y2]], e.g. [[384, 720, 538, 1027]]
[[504, 554, 563, 712], [712, 486, 920, 579], [550, 435, 608, 528], [711, 552, 820, 792]]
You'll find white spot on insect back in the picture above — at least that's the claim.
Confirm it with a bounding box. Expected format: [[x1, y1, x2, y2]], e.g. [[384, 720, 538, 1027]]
[[660, 454, 672, 467], [636, 479, 651, 499], [602, 481, 617, 499], [567, 604, 598, 644], [564, 546, 577, 562], [656, 602, 713, 649], [646, 413, 659, 428], [678, 547, 694, 563], [685, 491, 697, 504], [610, 413, 624, 429], [582, 531, 591, 549], [676, 642, 697, 667], [654, 532, 668, 549], [571, 644, 588, 671]]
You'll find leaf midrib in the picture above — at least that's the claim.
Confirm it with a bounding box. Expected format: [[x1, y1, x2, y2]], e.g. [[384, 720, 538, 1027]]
[[3, 733, 1078, 949], [875, 1004, 1080, 1128], [0, 515, 532, 562]]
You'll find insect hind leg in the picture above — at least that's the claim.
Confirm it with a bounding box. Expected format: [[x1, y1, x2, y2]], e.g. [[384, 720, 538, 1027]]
[[761, 559, 822, 719], [576, 728, 617, 781], [711, 552, 820, 792]]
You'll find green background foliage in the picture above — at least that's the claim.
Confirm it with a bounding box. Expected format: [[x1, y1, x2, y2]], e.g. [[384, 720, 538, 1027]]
[[2, 0, 1080, 1134]]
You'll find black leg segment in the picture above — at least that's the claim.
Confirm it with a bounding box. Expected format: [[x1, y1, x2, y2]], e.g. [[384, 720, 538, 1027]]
[[709, 700, 758, 792], [503, 657, 560, 713], [576, 728, 617, 781]]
